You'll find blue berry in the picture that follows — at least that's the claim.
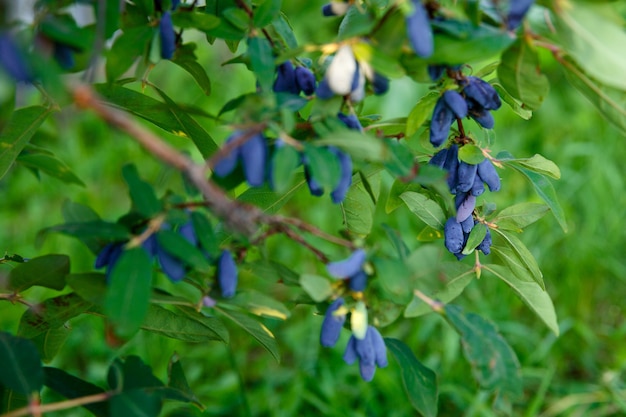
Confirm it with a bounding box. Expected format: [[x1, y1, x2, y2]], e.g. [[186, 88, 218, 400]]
[[320, 298, 346, 347], [329, 147, 353, 204], [294, 66, 316, 95], [240, 133, 268, 187], [443, 90, 468, 119], [430, 97, 454, 148], [406, 0, 434, 58], [217, 250, 238, 298], [273, 61, 299, 94], [507, 0, 535, 30], [159, 12, 176, 59], [456, 161, 477, 193], [444, 217, 464, 254], [0, 33, 33, 82], [372, 73, 389, 95], [476, 159, 500, 192]]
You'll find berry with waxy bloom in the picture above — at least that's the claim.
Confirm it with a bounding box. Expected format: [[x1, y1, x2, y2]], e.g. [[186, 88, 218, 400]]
[[159, 12, 176, 59], [443, 144, 459, 192], [406, 0, 434, 58], [477, 225, 492, 255], [322, 1, 350, 17], [294, 66, 316, 95], [507, 0, 535, 30], [371, 73, 390, 95], [0, 33, 33, 82], [273, 61, 299, 94], [462, 77, 501, 111], [329, 147, 353, 204], [476, 159, 500, 192], [457, 161, 477, 193], [428, 148, 448, 169], [443, 90, 468, 119], [213, 131, 269, 188], [444, 217, 465, 254], [327, 249, 368, 292], [338, 113, 362, 131], [53, 43, 76, 69], [320, 298, 347, 347], [217, 250, 238, 298], [343, 326, 388, 381], [455, 192, 476, 223], [430, 96, 455, 148], [95, 242, 125, 278]]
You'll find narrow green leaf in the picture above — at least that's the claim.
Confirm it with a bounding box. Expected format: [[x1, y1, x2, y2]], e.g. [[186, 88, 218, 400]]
[[18, 293, 92, 339], [315, 130, 385, 162], [106, 26, 153, 81], [122, 164, 162, 217], [385, 180, 420, 214], [271, 145, 301, 193], [458, 145, 485, 165], [8, 254, 69, 292], [492, 228, 544, 289], [30, 327, 71, 364], [228, 290, 291, 320], [385, 338, 438, 417], [0, 332, 43, 395], [156, 230, 212, 273], [384, 139, 415, 177], [237, 175, 305, 214], [382, 224, 410, 261], [498, 39, 550, 110], [174, 306, 230, 343], [406, 92, 439, 137], [299, 274, 333, 303], [43, 367, 108, 417], [171, 56, 212, 96], [190, 211, 219, 258], [400, 191, 446, 230], [108, 356, 163, 417], [271, 13, 298, 49], [0, 387, 28, 413], [444, 305, 522, 397], [304, 144, 341, 190], [507, 154, 560, 179], [66, 273, 107, 305], [483, 264, 559, 335], [338, 6, 375, 40], [493, 83, 533, 120], [514, 167, 567, 232], [17, 153, 85, 186], [218, 308, 280, 362], [104, 248, 153, 338], [253, 0, 282, 28], [247, 36, 274, 92], [37, 221, 130, 250], [493, 203, 549, 231], [140, 305, 227, 342], [372, 257, 412, 304], [62, 200, 99, 223], [108, 355, 164, 391], [171, 12, 220, 31], [462, 222, 487, 255], [0, 106, 53, 181]]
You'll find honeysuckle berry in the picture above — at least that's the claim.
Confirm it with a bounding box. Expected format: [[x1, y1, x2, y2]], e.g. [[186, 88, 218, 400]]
[[273, 61, 299, 94], [468, 106, 495, 129], [471, 174, 485, 196], [159, 12, 176, 59], [428, 148, 448, 169], [320, 297, 347, 347], [213, 134, 240, 177], [326, 44, 358, 96], [95, 242, 125, 277], [406, 0, 434, 58], [217, 250, 238, 298], [476, 159, 501, 192], [427, 65, 445, 82], [460, 215, 474, 234], [443, 144, 459, 192], [444, 217, 464, 254], [349, 64, 366, 102], [507, 0, 535, 30], [294, 66, 316, 95], [371, 73, 389, 95], [327, 249, 366, 281], [477, 226, 492, 255], [315, 77, 335, 99], [463, 77, 502, 111], [443, 90, 468, 119], [455, 192, 476, 223], [329, 147, 353, 204], [304, 164, 325, 197], [53, 43, 75, 70], [240, 132, 268, 187], [322, 1, 350, 17], [0, 33, 33, 82], [338, 113, 363, 131], [343, 326, 387, 382], [157, 244, 186, 282], [430, 97, 454, 148], [457, 161, 477, 193]]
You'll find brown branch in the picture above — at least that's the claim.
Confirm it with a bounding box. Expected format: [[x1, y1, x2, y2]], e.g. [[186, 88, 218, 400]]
[[0, 392, 112, 417]]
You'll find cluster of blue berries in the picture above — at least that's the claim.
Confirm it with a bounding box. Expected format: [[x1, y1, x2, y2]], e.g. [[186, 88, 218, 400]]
[[95, 215, 238, 298], [319, 250, 388, 381], [273, 61, 316, 96]]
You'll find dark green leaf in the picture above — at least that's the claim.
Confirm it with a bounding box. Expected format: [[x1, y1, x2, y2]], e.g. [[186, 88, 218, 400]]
[[247, 36, 274, 92], [217, 308, 280, 362], [382, 224, 410, 261], [253, 0, 282, 28], [385, 180, 420, 214], [342, 171, 380, 236], [104, 0, 121, 38], [243, 260, 299, 285], [400, 191, 446, 230], [108, 356, 163, 417], [0, 387, 28, 413], [171, 12, 220, 31], [271, 145, 301, 193], [315, 130, 385, 162], [338, 6, 375, 40], [66, 273, 108, 305], [384, 139, 415, 177], [122, 164, 162, 217], [190, 211, 219, 258], [30, 327, 71, 363], [62, 200, 99, 223], [483, 263, 559, 335], [108, 355, 164, 391], [156, 230, 212, 273], [17, 153, 85, 186], [104, 248, 153, 338], [304, 144, 341, 190], [140, 305, 227, 343], [237, 176, 305, 214], [299, 274, 333, 302], [43, 367, 109, 417], [37, 221, 130, 249], [171, 54, 212, 96], [0, 106, 53, 181], [228, 290, 291, 320], [39, 14, 91, 50], [271, 13, 298, 49], [8, 254, 69, 292], [18, 293, 92, 339], [166, 355, 202, 407], [385, 338, 438, 417], [372, 257, 412, 304], [174, 306, 230, 343], [444, 305, 522, 397], [492, 228, 544, 289], [0, 332, 43, 395], [106, 26, 153, 81]]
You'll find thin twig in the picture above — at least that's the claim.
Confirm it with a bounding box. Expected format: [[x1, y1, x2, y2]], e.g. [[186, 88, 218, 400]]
[[0, 392, 112, 417], [276, 216, 356, 249]]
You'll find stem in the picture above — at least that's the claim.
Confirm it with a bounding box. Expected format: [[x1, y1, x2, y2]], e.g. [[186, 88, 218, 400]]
[[413, 289, 445, 313], [0, 392, 112, 417]]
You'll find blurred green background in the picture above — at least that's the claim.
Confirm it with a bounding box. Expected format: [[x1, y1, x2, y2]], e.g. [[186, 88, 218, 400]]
[[1, 1, 626, 416]]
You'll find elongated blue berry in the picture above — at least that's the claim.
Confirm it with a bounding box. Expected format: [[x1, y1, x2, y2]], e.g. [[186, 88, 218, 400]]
[[0, 33, 33, 82], [213, 133, 241, 177], [350, 64, 366, 102], [471, 174, 485, 196], [274, 61, 299, 94], [240, 133, 268, 187], [469, 107, 495, 129], [327, 249, 366, 278], [507, 0, 535, 30], [477, 226, 492, 255], [428, 148, 448, 169], [349, 270, 368, 292], [444, 217, 464, 254], [53, 43, 75, 69], [157, 245, 186, 282], [343, 335, 358, 365], [320, 298, 346, 347], [427, 65, 445, 81], [369, 326, 388, 368], [443, 90, 468, 119], [430, 97, 454, 147], [217, 250, 238, 298], [463, 77, 501, 110], [316, 77, 334, 99], [455, 192, 476, 223], [372, 73, 389, 95], [338, 113, 362, 131], [304, 165, 324, 196], [160, 12, 176, 59], [457, 161, 477, 193], [406, 0, 434, 58], [476, 159, 500, 191], [460, 215, 474, 234], [294, 66, 316, 95], [330, 147, 352, 204], [443, 144, 459, 192]]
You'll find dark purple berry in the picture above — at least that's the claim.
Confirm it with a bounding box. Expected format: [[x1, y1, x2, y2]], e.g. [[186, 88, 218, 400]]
[[429, 148, 448, 169], [217, 250, 238, 298], [444, 217, 464, 254], [273, 61, 299, 94], [457, 161, 477, 193], [430, 97, 454, 147], [240, 133, 268, 187], [443, 90, 468, 119], [507, 0, 535, 30], [0, 33, 33, 82], [320, 298, 346, 347], [294, 66, 316, 95], [406, 0, 434, 58], [159, 12, 176, 59], [463, 77, 501, 110], [372, 73, 390, 95], [476, 159, 500, 192]]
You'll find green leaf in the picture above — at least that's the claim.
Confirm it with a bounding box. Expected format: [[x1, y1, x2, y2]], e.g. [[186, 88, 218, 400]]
[[271, 13, 298, 49], [315, 130, 385, 162], [342, 171, 380, 236], [492, 228, 544, 289], [338, 6, 375, 40], [385, 180, 421, 214], [352, 43, 405, 78], [385, 338, 438, 417], [37, 221, 130, 249], [156, 230, 212, 273], [363, 117, 408, 137], [39, 14, 91, 50], [66, 273, 108, 305], [237, 176, 305, 214], [190, 211, 219, 257], [554, 4, 626, 91], [271, 145, 301, 193], [17, 153, 85, 186], [0, 332, 43, 395], [444, 305, 522, 397], [429, 22, 515, 65], [561, 57, 626, 135], [404, 263, 474, 318], [253, 0, 282, 28], [166, 355, 202, 408], [505, 154, 560, 179], [0, 387, 28, 413], [103, 0, 120, 38], [514, 167, 567, 232], [493, 83, 533, 120], [30, 327, 70, 364], [400, 191, 446, 230], [17, 293, 92, 339], [108, 356, 163, 417], [122, 164, 162, 217], [299, 274, 333, 303], [171, 12, 220, 31], [382, 224, 410, 261], [372, 257, 412, 304], [140, 305, 228, 342], [247, 36, 274, 92], [229, 290, 291, 320], [0, 106, 53, 181], [62, 200, 99, 223], [498, 39, 550, 111], [217, 308, 280, 362], [171, 53, 212, 95], [458, 144, 485, 165], [8, 254, 69, 292], [304, 144, 341, 190], [43, 367, 109, 417], [483, 264, 559, 335], [461, 222, 487, 255], [108, 355, 164, 391], [406, 92, 439, 137], [104, 248, 153, 339], [493, 203, 549, 231], [384, 139, 415, 177], [174, 306, 230, 343], [106, 26, 153, 81]]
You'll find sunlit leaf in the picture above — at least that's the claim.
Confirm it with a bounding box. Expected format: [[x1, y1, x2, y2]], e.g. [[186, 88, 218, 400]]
[[400, 191, 446, 230], [217, 308, 280, 362]]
